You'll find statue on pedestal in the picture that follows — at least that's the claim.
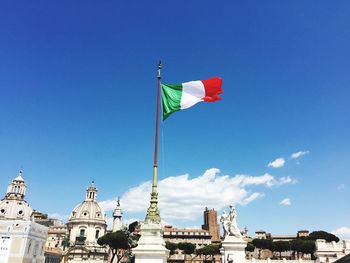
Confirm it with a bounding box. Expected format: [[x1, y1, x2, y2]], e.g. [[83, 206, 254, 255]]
[[220, 205, 242, 239]]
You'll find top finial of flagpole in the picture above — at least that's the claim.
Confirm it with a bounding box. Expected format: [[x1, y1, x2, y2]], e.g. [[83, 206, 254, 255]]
[[158, 60, 162, 79]]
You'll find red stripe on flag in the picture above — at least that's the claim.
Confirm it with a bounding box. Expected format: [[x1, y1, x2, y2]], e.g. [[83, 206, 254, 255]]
[[201, 77, 223, 102]]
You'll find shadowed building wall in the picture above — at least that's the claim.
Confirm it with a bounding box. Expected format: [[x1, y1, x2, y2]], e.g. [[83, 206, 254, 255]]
[[202, 207, 220, 243]]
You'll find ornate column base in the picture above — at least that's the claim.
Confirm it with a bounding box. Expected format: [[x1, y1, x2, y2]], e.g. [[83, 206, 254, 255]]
[[220, 236, 247, 263], [132, 222, 169, 263]]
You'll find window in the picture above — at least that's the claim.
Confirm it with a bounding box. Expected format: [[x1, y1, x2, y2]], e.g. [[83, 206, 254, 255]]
[[80, 229, 85, 237], [95, 230, 100, 239]]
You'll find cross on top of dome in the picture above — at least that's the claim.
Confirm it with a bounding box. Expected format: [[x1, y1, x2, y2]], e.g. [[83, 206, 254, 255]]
[[14, 170, 24, 182]]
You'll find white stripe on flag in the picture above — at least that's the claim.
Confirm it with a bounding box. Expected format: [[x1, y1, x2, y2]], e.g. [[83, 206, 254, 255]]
[[180, 81, 205, 110]]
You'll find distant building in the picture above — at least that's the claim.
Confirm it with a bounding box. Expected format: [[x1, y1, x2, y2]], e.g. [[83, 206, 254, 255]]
[[253, 229, 312, 260], [63, 181, 108, 263], [315, 239, 350, 263], [0, 171, 48, 263], [43, 221, 67, 263], [163, 225, 212, 247], [202, 207, 220, 243], [33, 210, 48, 220], [297, 230, 310, 238], [254, 229, 309, 241], [163, 207, 222, 263], [242, 226, 251, 239], [255, 230, 270, 240], [163, 207, 221, 248], [45, 223, 67, 249]]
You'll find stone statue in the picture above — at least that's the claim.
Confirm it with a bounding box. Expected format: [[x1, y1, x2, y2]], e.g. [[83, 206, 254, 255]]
[[220, 205, 242, 239]]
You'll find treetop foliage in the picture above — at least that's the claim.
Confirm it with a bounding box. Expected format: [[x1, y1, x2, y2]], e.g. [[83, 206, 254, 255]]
[[178, 242, 196, 255], [308, 231, 339, 242], [195, 244, 221, 256]]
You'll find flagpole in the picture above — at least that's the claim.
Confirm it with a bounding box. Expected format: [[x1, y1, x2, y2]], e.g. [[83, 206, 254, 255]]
[[145, 61, 162, 223]]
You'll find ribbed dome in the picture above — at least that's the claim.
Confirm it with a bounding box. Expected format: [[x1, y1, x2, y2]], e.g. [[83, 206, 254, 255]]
[[0, 199, 33, 221], [68, 182, 106, 224], [69, 200, 105, 222]]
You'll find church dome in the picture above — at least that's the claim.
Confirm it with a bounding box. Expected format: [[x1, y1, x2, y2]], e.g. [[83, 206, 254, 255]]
[[0, 171, 34, 221], [68, 182, 106, 224]]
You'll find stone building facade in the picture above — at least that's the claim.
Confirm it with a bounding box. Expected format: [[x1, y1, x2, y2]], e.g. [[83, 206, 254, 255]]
[[63, 182, 108, 263], [163, 225, 212, 248], [0, 171, 48, 263]]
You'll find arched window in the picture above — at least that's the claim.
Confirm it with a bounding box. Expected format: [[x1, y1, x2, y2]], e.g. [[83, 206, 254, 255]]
[[80, 229, 85, 237], [95, 229, 100, 239]]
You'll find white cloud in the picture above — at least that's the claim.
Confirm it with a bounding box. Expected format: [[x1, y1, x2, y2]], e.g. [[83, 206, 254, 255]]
[[337, 184, 346, 191], [332, 227, 350, 240], [100, 198, 119, 212], [268, 158, 285, 168], [106, 216, 114, 229], [279, 176, 298, 185], [291, 151, 309, 160], [101, 168, 296, 224], [104, 216, 141, 230], [280, 198, 291, 206]]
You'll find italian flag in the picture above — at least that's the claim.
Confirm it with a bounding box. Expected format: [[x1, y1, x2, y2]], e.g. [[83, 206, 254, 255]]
[[161, 77, 223, 120]]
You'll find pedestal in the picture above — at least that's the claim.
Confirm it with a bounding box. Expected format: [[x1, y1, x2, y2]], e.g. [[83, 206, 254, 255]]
[[220, 236, 247, 263], [132, 222, 169, 263]]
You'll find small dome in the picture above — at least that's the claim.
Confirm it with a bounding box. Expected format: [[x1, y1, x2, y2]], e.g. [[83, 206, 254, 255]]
[[68, 182, 106, 224]]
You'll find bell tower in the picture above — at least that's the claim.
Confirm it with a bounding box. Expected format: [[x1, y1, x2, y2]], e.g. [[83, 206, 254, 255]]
[[202, 207, 220, 242]]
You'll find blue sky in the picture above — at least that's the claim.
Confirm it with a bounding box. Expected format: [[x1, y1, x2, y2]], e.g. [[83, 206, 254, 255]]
[[0, 1, 349, 237]]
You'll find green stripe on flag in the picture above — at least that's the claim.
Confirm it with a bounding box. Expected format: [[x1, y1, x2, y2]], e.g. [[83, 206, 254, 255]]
[[161, 83, 183, 120]]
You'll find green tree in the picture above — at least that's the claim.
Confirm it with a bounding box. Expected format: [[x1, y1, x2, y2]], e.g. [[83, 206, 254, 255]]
[[245, 242, 255, 253], [128, 221, 138, 233], [308, 231, 339, 243], [97, 224, 139, 263], [290, 239, 303, 259], [200, 244, 220, 263], [165, 241, 178, 255], [98, 231, 129, 263], [299, 240, 316, 258], [252, 239, 273, 258], [62, 234, 70, 251], [178, 242, 196, 262], [272, 241, 290, 259]]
